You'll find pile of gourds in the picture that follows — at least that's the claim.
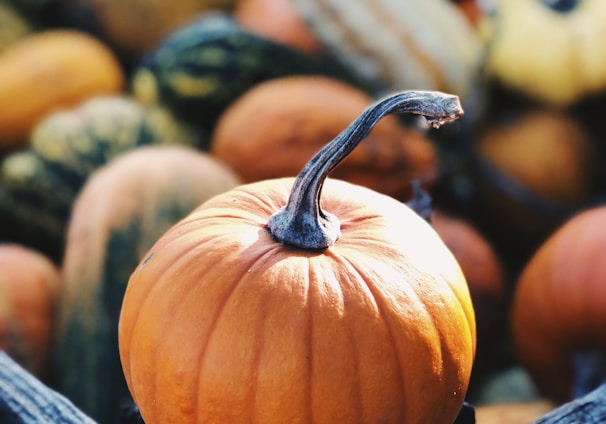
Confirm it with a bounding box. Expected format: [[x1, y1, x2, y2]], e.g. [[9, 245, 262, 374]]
[[2, 0, 606, 423]]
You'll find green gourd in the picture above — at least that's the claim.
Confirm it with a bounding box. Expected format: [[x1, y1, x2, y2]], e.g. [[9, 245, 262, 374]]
[[131, 12, 380, 134], [0, 95, 203, 264]]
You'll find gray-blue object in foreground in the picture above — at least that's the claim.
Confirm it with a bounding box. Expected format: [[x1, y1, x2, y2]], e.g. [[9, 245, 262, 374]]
[[0, 350, 96, 424], [534, 383, 606, 424]]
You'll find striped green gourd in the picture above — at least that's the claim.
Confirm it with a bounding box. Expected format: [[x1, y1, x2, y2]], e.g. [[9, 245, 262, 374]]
[[0, 95, 204, 264], [131, 11, 380, 134]]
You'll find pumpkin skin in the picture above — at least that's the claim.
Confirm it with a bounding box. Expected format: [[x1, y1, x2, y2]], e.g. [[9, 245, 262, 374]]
[[483, 0, 606, 107], [405, 182, 506, 390], [0, 29, 125, 151], [211, 75, 438, 201], [52, 145, 241, 424], [511, 206, 606, 403], [0, 243, 60, 380]]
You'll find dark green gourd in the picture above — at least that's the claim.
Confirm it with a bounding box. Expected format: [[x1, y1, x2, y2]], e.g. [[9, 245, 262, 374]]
[[0, 95, 203, 264], [131, 12, 380, 134]]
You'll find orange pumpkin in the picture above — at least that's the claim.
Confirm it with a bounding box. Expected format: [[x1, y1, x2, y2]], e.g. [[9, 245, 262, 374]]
[[0, 243, 60, 380], [72, 0, 238, 57], [0, 29, 125, 151], [511, 206, 606, 403], [476, 110, 594, 207], [119, 91, 475, 423], [469, 109, 596, 266], [211, 75, 438, 202]]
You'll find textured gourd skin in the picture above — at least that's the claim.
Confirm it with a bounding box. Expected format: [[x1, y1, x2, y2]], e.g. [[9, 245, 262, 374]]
[[0, 29, 125, 150], [0, 351, 95, 424], [132, 12, 379, 134], [0, 243, 59, 381], [511, 206, 606, 403], [211, 75, 438, 202], [0, 95, 202, 264], [52, 145, 241, 424], [119, 177, 476, 424]]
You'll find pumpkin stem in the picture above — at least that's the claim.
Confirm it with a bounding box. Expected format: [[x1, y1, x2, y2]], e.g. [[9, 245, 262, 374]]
[[266, 90, 463, 251]]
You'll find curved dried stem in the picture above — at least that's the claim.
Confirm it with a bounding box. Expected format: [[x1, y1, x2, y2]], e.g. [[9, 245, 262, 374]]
[[266, 90, 463, 251]]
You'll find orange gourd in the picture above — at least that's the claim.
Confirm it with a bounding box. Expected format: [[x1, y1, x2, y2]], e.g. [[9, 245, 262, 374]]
[[0, 29, 124, 151], [470, 109, 596, 266], [119, 91, 476, 423], [211, 75, 438, 202], [75, 0, 238, 57], [477, 110, 594, 208], [511, 206, 606, 403], [0, 243, 60, 380]]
